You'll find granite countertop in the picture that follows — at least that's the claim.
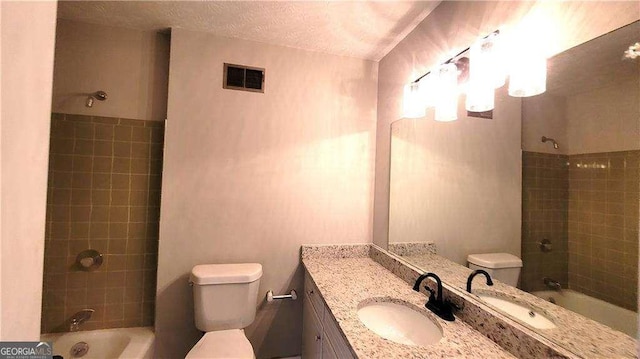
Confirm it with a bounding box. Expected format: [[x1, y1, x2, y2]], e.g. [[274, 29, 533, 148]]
[[402, 253, 637, 359], [302, 256, 516, 359]]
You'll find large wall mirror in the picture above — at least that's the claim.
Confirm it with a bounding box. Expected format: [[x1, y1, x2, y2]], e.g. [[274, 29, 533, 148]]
[[387, 20, 639, 349]]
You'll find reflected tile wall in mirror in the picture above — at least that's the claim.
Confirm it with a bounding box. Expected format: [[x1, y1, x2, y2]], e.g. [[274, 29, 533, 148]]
[[567, 151, 639, 310], [521, 152, 569, 292], [522, 150, 639, 310]]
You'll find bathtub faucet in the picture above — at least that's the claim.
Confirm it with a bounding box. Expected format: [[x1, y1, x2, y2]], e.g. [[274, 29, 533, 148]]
[[543, 277, 562, 291], [69, 309, 94, 332]]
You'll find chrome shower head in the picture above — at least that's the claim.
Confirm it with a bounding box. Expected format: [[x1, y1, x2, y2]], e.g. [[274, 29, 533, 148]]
[[86, 90, 108, 107], [541, 136, 559, 149]]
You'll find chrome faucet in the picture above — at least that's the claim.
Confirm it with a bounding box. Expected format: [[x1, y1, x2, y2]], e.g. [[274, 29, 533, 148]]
[[466, 269, 494, 293], [543, 277, 562, 291], [413, 273, 455, 321], [69, 309, 94, 332]]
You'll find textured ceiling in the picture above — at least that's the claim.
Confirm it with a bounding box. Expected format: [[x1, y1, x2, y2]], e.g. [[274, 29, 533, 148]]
[[547, 21, 639, 96], [57, 1, 441, 61]]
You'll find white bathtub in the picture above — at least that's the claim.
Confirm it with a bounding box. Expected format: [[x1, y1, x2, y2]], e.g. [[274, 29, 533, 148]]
[[533, 290, 638, 337], [41, 327, 154, 359]]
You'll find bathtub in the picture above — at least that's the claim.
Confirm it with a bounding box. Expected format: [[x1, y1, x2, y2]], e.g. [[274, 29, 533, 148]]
[[41, 326, 154, 359], [532, 290, 638, 337]]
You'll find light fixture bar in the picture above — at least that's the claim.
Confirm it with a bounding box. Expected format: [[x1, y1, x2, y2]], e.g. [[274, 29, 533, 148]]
[[411, 30, 500, 84]]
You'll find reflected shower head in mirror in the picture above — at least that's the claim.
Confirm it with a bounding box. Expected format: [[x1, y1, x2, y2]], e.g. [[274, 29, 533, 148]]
[[85, 90, 108, 108], [541, 136, 559, 149]]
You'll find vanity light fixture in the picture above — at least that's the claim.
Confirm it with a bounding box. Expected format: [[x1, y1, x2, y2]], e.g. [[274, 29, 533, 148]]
[[508, 41, 547, 97], [402, 82, 425, 118], [466, 32, 504, 112], [434, 63, 459, 122], [419, 74, 437, 109], [403, 28, 548, 121]]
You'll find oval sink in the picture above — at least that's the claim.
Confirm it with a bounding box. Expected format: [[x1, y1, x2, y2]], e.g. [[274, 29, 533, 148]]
[[478, 294, 556, 330], [357, 301, 443, 346]]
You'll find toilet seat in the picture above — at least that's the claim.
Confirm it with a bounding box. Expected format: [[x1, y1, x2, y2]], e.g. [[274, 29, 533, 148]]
[[185, 329, 255, 359]]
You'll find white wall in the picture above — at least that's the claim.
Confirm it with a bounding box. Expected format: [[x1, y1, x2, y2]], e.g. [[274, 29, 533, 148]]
[[374, 1, 640, 264], [522, 94, 568, 154], [522, 78, 639, 155], [52, 19, 169, 121], [156, 28, 377, 358], [0, 2, 3, 340], [0, 0, 57, 340], [566, 79, 640, 154]]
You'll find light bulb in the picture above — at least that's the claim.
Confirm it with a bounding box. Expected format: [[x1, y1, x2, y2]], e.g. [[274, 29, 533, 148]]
[[507, 17, 548, 97], [479, 32, 506, 89], [466, 33, 503, 112], [434, 63, 458, 122], [466, 84, 494, 112], [419, 75, 437, 109], [508, 54, 546, 97], [402, 82, 425, 118]]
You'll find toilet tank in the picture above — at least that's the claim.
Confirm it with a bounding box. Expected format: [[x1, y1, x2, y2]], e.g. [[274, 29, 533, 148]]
[[467, 253, 522, 287], [190, 263, 262, 332]]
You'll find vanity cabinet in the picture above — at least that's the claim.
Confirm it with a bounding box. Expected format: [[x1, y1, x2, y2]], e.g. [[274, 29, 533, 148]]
[[302, 272, 354, 359], [302, 295, 323, 358]]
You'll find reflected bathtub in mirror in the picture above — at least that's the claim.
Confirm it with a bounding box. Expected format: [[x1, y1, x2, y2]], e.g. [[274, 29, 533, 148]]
[[532, 289, 637, 337]]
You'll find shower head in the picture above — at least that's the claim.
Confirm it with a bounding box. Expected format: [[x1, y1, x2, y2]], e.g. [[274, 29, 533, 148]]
[[541, 136, 559, 149], [86, 90, 108, 107]]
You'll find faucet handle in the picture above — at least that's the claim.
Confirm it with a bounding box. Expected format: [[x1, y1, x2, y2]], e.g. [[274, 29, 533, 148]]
[[423, 286, 436, 301]]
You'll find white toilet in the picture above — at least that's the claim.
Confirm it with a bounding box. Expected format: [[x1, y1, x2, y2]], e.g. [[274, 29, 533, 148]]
[[186, 263, 263, 359], [467, 253, 522, 286]]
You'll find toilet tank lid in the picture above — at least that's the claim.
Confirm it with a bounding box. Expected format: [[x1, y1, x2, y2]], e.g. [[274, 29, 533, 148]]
[[191, 263, 262, 285], [467, 253, 522, 269]]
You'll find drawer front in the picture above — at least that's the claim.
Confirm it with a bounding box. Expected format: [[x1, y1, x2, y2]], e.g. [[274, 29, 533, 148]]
[[322, 312, 355, 359], [304, 273, 324, 321]]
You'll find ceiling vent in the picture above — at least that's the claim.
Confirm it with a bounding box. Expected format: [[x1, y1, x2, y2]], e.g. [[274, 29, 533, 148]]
[[223, 63, 265, 93]]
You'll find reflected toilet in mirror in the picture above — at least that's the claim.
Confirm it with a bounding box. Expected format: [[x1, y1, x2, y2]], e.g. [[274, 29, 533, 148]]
[[467, 253, 522, 287]]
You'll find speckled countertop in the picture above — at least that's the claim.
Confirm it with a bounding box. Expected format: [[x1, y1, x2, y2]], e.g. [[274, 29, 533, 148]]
[[302, 255, 516, 358], [403, 253, 637, 359]]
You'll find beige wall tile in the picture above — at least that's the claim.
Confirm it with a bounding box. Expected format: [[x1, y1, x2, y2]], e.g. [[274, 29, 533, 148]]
[[42, 114, 163, 332]]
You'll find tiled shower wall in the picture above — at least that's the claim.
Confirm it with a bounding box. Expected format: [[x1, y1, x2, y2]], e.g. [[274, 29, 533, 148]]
[[522, 150, 639, 311], [41, 113, 163, 333], [567, 151, 639, 311], [521, 152, 569, 292]]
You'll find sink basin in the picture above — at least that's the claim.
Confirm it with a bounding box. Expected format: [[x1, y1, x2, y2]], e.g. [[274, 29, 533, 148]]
[[478, 294, 556, 330], [357, 301, 443, 346]]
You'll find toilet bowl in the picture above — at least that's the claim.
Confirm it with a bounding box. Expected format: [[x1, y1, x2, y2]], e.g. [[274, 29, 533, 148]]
[[467, 253, 522, 287], [186, 263, 262, 359], [186, 330, 255, 359]]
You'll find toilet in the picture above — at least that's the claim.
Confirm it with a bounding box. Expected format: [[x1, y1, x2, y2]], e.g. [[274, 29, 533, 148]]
[[467, 253, 522, 286], [186, 263, 263, 359]]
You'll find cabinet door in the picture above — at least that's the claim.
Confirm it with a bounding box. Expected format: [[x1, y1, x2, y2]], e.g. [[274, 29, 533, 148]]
[[302, 295, 323, 359], [321, 335, 338, 359]]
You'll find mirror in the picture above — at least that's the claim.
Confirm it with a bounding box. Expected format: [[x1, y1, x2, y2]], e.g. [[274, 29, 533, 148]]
[[388, 20, 639, 351]]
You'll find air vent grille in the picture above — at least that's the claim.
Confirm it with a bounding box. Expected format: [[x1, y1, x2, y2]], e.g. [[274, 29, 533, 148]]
[[223, 63, 265, 93]]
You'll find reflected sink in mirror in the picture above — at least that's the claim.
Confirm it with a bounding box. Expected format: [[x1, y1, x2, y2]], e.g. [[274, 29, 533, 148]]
[[476, 291, 556, 330], [357, 300, 443, 346]]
